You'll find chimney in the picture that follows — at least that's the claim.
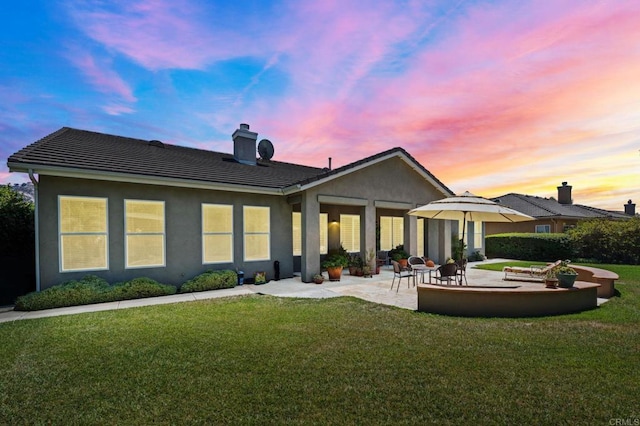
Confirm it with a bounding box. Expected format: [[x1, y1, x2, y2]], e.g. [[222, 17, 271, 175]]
[[557, 182, 572, 205], [232, 123, 258, 165], [624, 199, 636, 216]]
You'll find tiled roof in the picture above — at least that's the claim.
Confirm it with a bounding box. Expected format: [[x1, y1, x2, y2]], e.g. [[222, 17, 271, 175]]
[[492, 193, 630, 220], [7, 127, 324, 189], [8, 127, 453, 196]]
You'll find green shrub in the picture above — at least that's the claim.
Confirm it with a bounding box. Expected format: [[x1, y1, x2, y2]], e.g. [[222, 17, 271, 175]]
[[485, 233, 574, 261], [14, 275, 177, 311], [179, 270, 237, 293], [15, 275, 111, 311], [568, 217, 640, 265], [110, 278, 176, 300]]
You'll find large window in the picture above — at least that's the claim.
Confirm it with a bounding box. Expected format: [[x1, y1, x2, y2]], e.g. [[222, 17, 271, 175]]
[[203, 204, 233, 263], [340, 214, 360, 252], [59, 196, 108, 272], [125, 200, 165, 268], [380, 216, 404, 251], [292, 212, 329, 256], [244, 206, 270, 261]]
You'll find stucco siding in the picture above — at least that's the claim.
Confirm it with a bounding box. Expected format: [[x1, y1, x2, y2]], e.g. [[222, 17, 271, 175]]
[[38, 176, 293, 289]]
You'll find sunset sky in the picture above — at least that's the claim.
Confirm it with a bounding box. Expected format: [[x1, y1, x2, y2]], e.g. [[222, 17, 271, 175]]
[[1, 0, 638, 210]]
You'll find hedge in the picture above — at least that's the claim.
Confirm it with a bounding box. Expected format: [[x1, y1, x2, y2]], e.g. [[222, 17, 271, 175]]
[[15, 275, 176, 311], [179, 270, 237, 293], [485, 233, 574, 261]]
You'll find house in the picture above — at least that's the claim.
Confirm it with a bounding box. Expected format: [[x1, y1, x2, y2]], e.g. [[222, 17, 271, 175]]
[[486, 182, 635, 235], [7, 124, 456, 291]]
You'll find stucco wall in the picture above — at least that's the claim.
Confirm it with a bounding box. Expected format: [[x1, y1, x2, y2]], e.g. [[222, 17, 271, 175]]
[[37, 176, 294, 289]]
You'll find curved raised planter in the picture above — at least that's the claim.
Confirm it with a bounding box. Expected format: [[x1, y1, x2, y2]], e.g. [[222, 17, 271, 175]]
[[417, 282, 600, 317], [571, 266, 618, 298]]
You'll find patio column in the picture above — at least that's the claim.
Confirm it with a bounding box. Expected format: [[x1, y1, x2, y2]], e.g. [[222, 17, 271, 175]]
[[301, 192, 320, 283], [362, 203, 376, 264], [404, 213, 418, 256], [428, 219, 451, 264]]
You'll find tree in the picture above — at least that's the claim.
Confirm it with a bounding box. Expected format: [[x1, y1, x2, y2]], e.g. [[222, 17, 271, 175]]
[[0, 184, 35, 256]]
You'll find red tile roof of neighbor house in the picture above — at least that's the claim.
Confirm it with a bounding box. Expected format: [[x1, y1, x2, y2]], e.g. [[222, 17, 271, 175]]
[[492, 193, 631, 220], [7, 127, 454, 195]]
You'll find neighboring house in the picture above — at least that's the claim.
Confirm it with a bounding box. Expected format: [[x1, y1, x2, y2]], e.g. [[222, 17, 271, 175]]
[[487, 182, 635, 235], [7, 124, 455, 291]]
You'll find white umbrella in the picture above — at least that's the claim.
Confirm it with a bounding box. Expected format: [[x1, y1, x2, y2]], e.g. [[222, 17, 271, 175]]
[[409, 191, 534, 282]]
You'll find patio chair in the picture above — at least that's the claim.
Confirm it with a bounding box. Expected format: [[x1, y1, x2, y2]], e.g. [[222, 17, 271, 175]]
[[455, 258, 468, 285], [408, 256, 426, 267], [433, 263, 458, 286], [503, 260, 561, 281], [391, 260, 415, 292]]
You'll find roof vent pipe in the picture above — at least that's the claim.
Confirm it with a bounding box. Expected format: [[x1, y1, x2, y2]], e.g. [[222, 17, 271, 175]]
[[328, 157, 332, 170]]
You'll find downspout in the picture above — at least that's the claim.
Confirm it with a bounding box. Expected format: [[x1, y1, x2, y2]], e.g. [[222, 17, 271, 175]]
[[28, 169, 40, 292]]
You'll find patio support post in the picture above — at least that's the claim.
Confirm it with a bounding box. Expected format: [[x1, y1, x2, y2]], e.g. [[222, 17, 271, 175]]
[[428, 219, 451, 265], [301, 192, 321, 283], [363, 203, 376, 263], [404, 213, 418, 256]]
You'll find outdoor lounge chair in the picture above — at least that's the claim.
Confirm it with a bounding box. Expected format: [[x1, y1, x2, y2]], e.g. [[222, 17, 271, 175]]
[[502, 260, 562, 281], [391, 260, 415, 292]]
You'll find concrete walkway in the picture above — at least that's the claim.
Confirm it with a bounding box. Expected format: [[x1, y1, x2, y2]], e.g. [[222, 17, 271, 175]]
[[0, 259, 607, 323]]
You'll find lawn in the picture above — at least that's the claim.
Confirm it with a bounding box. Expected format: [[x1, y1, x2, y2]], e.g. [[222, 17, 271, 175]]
[[1, 266, 639, 424]]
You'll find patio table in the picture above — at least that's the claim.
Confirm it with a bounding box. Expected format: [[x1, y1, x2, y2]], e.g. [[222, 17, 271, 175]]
[[411, 264, 439, 284]]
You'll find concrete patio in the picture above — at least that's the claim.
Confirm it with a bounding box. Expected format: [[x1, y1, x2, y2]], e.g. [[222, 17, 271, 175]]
[[0, 259, 608, 323]]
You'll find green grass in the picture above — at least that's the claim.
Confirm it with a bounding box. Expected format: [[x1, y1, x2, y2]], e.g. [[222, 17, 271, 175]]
[[1, 269, 639, 423]]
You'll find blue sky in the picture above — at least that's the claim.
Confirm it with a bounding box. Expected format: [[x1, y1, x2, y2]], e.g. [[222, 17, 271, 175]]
[[2, 0, 639, 210]]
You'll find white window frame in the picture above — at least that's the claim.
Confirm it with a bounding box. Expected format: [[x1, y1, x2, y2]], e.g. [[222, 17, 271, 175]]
[[380, 216, 404, 251], [340, 214, 361, 253], [202, 204, 234, 264], [58, 195, 109, 273], [244, 206, 270, 262], [319, 213, 328, 255], [535, 224, 551, 233], [292, 212, 328, 256], [125, 199, 166, 269], [292, 212, 302, 256]]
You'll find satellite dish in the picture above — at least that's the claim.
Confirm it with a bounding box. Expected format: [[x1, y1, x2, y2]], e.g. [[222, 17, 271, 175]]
[[258, 139, 274, 160]]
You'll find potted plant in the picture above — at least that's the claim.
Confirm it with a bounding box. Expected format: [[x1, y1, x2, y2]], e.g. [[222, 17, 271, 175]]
[[348, 253, 363, 276], [545, 260, 578, 288], [321, 245, 349, 281], [254, 271, 267, 285], [363, 249, 376, 277], [544, 269, 559, 288], [389, 244, 409, 268], [313, 274, 324, 284]]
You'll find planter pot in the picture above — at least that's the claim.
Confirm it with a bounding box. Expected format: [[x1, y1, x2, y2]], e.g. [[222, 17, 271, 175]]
[[313, 277, 324, 284], [398, 259, 408, 269], [326, 266, 343, 281], [356, 268, 364, 277], [557, 273, 577, 288], [348, 266, 358, 275], [545, 279, 558, 289]]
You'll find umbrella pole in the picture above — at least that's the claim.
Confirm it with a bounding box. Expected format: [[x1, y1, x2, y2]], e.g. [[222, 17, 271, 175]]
[[459, 212, 467, 285]]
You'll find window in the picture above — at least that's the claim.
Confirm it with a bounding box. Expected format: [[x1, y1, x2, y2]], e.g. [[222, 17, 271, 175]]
[[340, 214, 360, 252], [203, 204, 233, 263], [292, 212, 329, 256], [473, 221, 483, 249], [416, 218, 424, 257], [380, 216, 404, 251], [244, 206, 270, 261], [292, 212, 302, 256], [536, 224, 551, 233], [125, 200, 165, 268], [59, 196, 108, 272], [319, 213, 328, 255]]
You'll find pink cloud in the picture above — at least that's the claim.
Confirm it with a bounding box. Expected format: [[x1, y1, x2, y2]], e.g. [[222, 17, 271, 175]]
[[65, 46, 137, 104]]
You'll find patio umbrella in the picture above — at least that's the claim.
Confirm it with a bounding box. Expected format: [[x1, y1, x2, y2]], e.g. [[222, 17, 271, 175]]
[[408, 191, 534, 283]]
